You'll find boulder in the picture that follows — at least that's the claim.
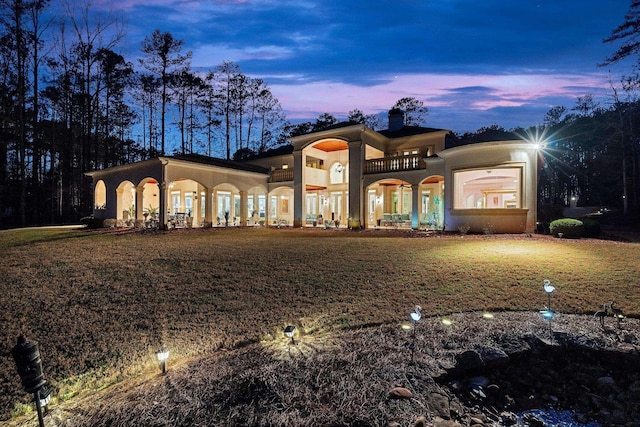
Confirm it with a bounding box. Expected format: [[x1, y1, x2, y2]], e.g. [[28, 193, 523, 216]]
[[388, 387, 412, 399]]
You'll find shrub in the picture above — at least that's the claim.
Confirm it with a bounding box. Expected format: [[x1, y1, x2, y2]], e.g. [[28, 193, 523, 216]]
[[581, 218, 601, 238], [80, 216, 104, 229], [549, 218, 584, 238], [103, 218, 117, 228]]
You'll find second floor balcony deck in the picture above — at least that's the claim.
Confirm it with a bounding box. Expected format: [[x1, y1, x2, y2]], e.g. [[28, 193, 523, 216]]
[[364, 155, 424, 174], [268, 154, 425, 182], [270, 168, 294, 182]]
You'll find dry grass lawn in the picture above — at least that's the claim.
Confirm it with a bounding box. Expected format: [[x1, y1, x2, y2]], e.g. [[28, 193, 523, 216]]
[[1, 227, 639, 424]]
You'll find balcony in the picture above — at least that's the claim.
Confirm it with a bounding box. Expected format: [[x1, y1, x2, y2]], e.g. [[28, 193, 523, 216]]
[[270, 168, 294, 183], [364, 155, 424, 174]]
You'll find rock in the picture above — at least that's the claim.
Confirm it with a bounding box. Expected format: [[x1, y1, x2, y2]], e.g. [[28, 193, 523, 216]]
[[521, 412, 545, 427], [388, 387, 412, 399], [596, 376, 616, 391], [477, 346, 510, 368], [515, 395, 543, 410], [470, 416, 485, 425], [498, 336, 531, 356], [455, 350, 484, 371], [413, 416, 427, 427], [433, 416, 464, 427], [500, 411, 518, 425], [429, 392, 451, 419]]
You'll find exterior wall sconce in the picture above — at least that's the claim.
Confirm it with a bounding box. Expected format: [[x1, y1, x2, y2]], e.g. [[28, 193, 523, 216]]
[[284, 325, 296, 344], [156, 348, 169, 375], [12, 335, 47, 427]]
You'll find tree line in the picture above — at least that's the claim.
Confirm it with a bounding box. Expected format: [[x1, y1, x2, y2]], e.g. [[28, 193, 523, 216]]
[[1, 0, 640, 228]]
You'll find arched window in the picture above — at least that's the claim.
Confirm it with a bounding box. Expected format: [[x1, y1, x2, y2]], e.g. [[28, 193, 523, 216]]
[[330, 162, 345, 184]]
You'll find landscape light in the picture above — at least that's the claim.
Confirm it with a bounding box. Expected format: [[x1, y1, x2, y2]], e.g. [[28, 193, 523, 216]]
[[441, 317, 453, 326], [543, 278, 556, 312], [409, 306, 421, 363], [410, 306, 421, 322], [156, 348, 169, 375], [284, 325, 295, 344], [12, 335, 47, 427], [482, 311, 494, 320]]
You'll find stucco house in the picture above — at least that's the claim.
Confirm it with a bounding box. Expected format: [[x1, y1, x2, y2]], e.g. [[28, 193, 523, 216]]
[[87, 109, 538, 233]]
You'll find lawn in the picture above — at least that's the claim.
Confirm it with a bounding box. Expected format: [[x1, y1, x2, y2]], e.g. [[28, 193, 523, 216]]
[[1, 227, 639, 423]]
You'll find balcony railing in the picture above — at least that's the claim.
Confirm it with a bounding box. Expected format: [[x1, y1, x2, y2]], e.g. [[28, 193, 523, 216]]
[[270, 168, 294, 182], [364, 155, 424, 174]]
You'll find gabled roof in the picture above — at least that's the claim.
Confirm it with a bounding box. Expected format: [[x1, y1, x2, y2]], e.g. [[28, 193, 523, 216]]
[[170, 153, 269, 174]]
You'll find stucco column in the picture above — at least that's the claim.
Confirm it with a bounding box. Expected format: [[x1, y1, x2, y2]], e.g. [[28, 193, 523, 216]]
[[411, 184, 420, 230], [293, 150, 304, 228], [159, 181, 167, 228], [115, 187, 124, 220], [347, 140, 364, 229], [135, 187, 144, 221], [212, 190, 218, 225], [240, 190, 248, 226], [203, 187, 212, 227]]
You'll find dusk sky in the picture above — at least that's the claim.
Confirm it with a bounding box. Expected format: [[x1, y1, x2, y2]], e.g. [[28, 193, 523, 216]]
[[86, 0, 633, 133]]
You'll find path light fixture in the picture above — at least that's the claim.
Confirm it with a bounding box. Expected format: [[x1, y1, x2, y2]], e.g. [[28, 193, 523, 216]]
[[12, 335, 47, 427], [539, 308, 555, 342], [409, 306, 421, 363], [156, 348, 169, 375], [284, 325, 296, 344], [441, 317, 453, 327], [543, 279, 556, 311], [482, 311, 494, 320]]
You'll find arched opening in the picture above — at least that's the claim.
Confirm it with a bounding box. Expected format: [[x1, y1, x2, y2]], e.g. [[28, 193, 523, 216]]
[[167, 178, 205, 227], [268, 186, 294, 226], [366, 179, 412, 228], [140, 178, 160, 225], [212, 183, 240, 226], [95, 180, 106, 209], [116, 181, 136, 225], [419, 176, 445, 230], [303, 139, 349, 227]]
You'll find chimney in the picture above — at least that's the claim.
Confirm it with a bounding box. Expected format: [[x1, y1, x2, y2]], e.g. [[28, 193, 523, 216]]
[[388, 108, 405, 132]]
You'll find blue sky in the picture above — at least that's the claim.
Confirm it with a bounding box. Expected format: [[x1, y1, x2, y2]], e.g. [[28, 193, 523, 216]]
[[90, 0, 632, 133]]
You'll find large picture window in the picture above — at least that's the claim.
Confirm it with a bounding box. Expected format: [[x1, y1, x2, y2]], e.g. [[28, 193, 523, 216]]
[[453, 167, 522, 209]]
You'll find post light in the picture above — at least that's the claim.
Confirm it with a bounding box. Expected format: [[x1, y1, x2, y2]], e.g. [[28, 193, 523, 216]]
[[284, 325, 295, 344], [12, 335, 46, 427], [543, 279, 556, 312], [156, 348, 169, 375], [408, 306, 421, 362]]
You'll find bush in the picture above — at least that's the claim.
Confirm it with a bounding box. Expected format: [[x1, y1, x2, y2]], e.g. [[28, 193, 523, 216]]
[[580, 218, 601, 238], [80, 216, 104, 229], [549, 218, 584, 238]]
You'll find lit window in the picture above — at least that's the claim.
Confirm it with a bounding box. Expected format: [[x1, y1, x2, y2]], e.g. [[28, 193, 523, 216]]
[[453, 167, 522, 209], [282, 164, 288, 169]]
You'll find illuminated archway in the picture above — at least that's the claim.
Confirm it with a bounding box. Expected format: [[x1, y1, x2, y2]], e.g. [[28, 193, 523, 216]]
[[95, 180, 106, 209], [116, 181, 136, 222]]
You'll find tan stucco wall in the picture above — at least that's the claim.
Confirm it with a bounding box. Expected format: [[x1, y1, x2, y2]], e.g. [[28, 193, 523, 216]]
[[439, 140, 538, 233]]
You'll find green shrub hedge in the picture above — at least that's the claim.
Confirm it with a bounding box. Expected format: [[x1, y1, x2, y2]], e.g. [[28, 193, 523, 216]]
[[549, 218, 584, 238]]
